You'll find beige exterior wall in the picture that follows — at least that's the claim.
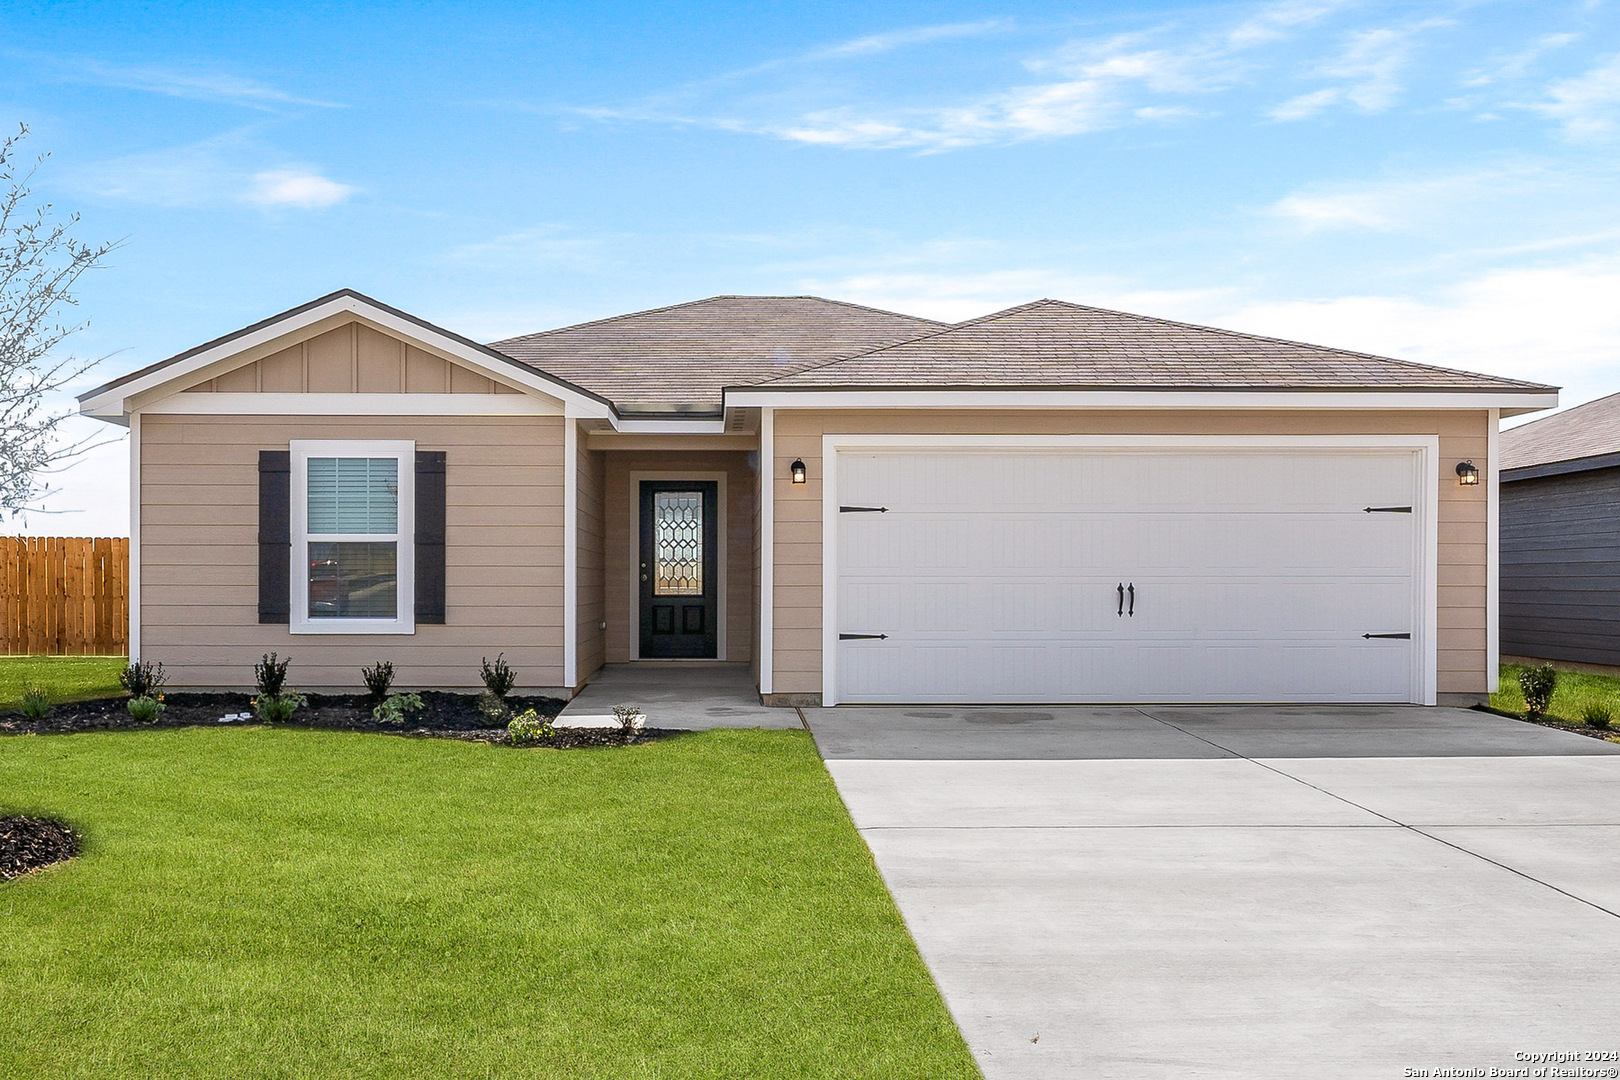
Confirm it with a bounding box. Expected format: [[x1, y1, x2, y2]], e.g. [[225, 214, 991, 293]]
[[602, 451, 756, 664], [577, 438, 607, 685], [769, 408, 1493, 699], [141, 413, 566, 690]]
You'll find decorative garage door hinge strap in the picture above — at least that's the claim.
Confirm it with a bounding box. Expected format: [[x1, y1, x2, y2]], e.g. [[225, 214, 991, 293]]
[[838, 633, 889, 640], [839, 505, 889, 513], [1363, 632, 1412, 639], [1363, 506, 1413, 513]]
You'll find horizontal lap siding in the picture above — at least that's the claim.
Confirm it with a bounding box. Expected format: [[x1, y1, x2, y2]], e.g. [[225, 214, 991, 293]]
[[1501, 468, 1620, 666], [603, 451, 756, 663], [141, 414, 565, 689], [771, 409, 1491, 697]]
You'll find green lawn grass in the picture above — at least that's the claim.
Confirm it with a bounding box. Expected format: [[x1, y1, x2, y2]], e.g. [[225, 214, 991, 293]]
[[1493, 662, 1620, 725], [0, 654, 126, 711], [0, 726, 979, 1079]]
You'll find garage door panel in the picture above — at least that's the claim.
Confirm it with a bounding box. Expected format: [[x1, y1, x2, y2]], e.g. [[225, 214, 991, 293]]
[[835, 447, 1423, 704]]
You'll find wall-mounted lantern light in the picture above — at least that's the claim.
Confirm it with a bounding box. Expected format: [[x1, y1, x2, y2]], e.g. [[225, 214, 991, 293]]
[[1456, 460, 1480, 486], [790, 459, 807, 485]]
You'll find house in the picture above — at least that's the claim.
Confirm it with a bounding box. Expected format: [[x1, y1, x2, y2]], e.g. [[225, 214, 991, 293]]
[[1499, 392, 1620, 669], [78, 290, 1557, 706]]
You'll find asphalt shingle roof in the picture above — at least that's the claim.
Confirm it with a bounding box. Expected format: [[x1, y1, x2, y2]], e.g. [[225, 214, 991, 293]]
[[754, 299, 1553, 393], [489, 296, 944, 412], [1501, 390, 1620, 471]]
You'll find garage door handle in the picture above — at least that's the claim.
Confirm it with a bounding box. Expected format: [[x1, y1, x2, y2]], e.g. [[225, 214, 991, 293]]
[[1128, 583, 1135, 617], [1363, 632, 1411, 639], [1364, 506, 1412, 513], [839, 505, 889, 513], [1117, 583, 1125, 616], [838, 633, 889, 640]]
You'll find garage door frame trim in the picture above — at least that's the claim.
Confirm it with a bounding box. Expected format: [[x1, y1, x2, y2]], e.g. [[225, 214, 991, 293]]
[[819, 433, 1441, 706]]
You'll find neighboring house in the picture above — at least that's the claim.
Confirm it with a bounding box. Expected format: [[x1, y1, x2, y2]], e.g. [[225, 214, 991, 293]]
[[1500, 392, 1620, 668], [78, 290, 1556, 706]]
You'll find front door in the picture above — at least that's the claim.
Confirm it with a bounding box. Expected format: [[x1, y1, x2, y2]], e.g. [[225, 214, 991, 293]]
[[639, 481, 719, 659]]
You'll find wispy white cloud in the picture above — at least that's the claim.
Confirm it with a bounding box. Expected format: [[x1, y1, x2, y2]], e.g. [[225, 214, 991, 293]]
[[1462, 32, 1580, 87], [444, 225, 606, 268], [51, 57, 339, 109], [1264, 164, 1565, 233], [244, 169, 355, 208], [1270, 19, 1448, 120], [1533, 52, 1620, 138], [71, 136, 355, 210], [810, 21, 1005, 61]]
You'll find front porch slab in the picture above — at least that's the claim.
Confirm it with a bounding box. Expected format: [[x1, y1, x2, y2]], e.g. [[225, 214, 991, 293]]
[[556, 663, 799, 730]]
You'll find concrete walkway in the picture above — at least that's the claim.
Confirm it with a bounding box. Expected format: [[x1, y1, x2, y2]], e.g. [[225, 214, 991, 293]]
[[807, 705, 1620, 1079], [556, 663, 798, 729]]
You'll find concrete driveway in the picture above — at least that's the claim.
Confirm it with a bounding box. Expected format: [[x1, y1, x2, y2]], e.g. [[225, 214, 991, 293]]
[[806, 705, 1620, 1080]]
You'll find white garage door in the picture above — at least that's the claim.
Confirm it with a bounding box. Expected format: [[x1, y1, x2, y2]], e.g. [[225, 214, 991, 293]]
[[833, 446, 1426, 704]]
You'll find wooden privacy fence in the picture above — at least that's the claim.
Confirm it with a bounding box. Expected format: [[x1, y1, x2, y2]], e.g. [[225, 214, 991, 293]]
[[0, 537, 129, 655]]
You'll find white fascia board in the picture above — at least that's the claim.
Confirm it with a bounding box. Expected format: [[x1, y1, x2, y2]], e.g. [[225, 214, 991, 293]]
[[143, 393, 565, 416], [725, 388, 1560, 412], [79, 293, 613, 421], [612, 417, 729, 434]]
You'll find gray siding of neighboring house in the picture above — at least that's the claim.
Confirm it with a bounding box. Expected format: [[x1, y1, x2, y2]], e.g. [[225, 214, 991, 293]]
[[1501, 465, 1620, 666]]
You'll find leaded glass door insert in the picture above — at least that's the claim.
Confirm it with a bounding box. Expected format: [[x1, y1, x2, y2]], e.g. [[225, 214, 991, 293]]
[[639, 481, 718, 658]]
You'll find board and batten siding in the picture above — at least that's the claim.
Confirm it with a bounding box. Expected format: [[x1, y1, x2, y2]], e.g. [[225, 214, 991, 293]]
[[577, 440, 607, 684], [1501, 467, 1620, 667], [601, 450, 756, 664], [140, 413, 566, 690], [769, 408, 1492, 700]]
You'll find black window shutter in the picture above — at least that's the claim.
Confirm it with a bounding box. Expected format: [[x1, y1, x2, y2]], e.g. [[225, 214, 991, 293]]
[[415, 451, 447, 624], [258, 450, 291, 624]]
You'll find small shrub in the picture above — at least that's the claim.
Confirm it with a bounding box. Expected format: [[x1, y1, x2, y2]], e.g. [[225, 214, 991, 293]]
[[507, 708, 554, 746], [253, 692, 306, 724], [119, 659, 167, 699], [1519, 663, 1558, 719], [613, 704, 646, 736], [255, 653, 291, 697], [480, 653, 517, 699], [477, 690, 511, 725], [361, 661, 395, 703], [373, 692, 424, 725], [20, 686, 52, 719], [126, 695, 164, 723], [1581, 701, 1613, 729]]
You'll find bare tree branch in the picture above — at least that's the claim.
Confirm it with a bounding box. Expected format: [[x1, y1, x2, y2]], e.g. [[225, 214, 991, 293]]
[[0, 122, 121, 517]]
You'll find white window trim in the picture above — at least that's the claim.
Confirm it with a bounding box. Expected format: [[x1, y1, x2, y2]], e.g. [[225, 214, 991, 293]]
[[290, 439, 416, 635], [820, 434, 1440, 707]]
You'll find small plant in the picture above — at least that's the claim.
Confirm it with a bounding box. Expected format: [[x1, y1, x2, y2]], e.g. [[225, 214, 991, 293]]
[[373, 692, 424, 725], [119, 659, 167, 699], [507, 708, 554, 746], [1581, 701, 1613, 730], [253, 692, 306, 724], [613, 704, 646, 736], [361, 660, 395, 703], [477, 690, 511, 725], [126, 695, 164, 723], [480, 653, 517, 699], [20, 686, 52, 719], [255, 653, 290, 697], [1519, 663, 1558, 720]]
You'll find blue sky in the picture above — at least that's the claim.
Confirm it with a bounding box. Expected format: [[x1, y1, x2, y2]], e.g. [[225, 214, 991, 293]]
[[5, 0, 1620, 533]]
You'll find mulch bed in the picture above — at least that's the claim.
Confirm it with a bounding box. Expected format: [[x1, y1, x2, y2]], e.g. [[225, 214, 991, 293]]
[[0, 692, 683, 748], [0, 815, 80, 881]]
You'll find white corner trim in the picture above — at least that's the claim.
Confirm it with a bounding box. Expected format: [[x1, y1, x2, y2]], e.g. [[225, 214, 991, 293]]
[[78, 293, 613, 421], [141, 393, 565, 416], [128, 413, 141, 663], [1487, 407, 1501, 694], [820, 433, 1440, 707], [759, 408, 774, 695], [726, 388, 1559, 412], [628, 472, 729, 662], [288, 439, 416, 635], [564, 421, 579, 689]]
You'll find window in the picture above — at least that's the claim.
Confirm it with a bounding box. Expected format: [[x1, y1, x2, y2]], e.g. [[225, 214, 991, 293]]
[[290, 440, 415, 634]]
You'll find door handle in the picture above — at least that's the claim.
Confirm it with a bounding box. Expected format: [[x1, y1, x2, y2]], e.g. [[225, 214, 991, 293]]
[[1117, 583, 1125, 617], [1128, 583, 1135, 617]]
